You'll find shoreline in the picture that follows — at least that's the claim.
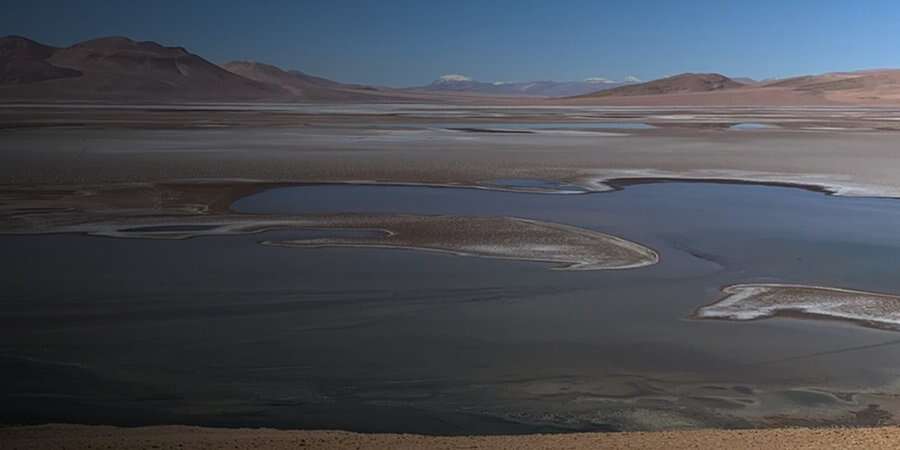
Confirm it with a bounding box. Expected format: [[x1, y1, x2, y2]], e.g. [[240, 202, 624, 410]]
[[0, 180, 661, 271], [695, 284, 900, 332], [4, 174, 893, 274], [4, 172, 897, 201]]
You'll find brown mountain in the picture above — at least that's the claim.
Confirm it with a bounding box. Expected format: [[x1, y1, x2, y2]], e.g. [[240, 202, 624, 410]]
[[0, 36, 287, 101], [0, 36, 82, 84], [762, 70, 900, 103], [0, 36, 507, 103], [222, 61, 339, 92], [221, 61, 390, 101], [577, 73, 745, 98], [220, 60, 520, 103], [567, 70, 900, 105], [8, 35, 900, 105]]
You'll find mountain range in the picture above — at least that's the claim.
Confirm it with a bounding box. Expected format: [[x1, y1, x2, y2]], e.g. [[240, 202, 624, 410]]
[[567, 70, 900, 105], [577, 73, 744, 97], [4, 35, 900, 105], [409, 74, 640, 97]]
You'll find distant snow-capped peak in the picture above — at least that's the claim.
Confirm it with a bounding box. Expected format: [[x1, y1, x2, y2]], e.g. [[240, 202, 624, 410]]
[[437, 74, 473, 82], [584, 77, 616, 84], [623, 75, 642, 82]]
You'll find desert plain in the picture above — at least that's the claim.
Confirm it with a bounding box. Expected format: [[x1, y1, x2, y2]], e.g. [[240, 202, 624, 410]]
[[5, 103, 900, 448]]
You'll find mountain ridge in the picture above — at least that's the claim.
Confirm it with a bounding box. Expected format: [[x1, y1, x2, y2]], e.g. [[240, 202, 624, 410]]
[[5, 35, 900, 105], [574, 73, 745, 98], [0, 35, 286, 101]]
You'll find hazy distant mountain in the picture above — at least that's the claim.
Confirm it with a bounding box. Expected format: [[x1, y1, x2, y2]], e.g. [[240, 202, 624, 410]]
[[0, 36, 285, 101], [220, 61, 514, 103], [414, 74, 640, 97], [731, 77, 761, 85]]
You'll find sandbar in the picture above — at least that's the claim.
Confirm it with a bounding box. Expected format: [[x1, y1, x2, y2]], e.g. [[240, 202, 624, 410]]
[[0, 183, 657, 270], [695, 284, 900, 331]]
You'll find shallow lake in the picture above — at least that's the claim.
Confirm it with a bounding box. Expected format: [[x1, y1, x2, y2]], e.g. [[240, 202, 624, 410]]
[[4, 181, 900, 433]]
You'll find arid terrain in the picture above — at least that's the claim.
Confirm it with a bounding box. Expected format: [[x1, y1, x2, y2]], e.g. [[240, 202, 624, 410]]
[[5, 424, 900, 450], [7, 35, 900, 105], [4, 104, 900, 193], [8, 30, 900, 449]]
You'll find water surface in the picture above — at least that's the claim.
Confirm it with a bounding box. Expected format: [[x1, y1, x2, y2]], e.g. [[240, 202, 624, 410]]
[[4, 181, 900, 433]]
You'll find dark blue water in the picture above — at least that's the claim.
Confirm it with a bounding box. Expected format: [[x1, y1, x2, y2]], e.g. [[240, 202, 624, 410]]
[[4, 181, 900, 433], [390, 122, 656, 131], [234, 182, 900, 288], [729, 122, 779, 130]]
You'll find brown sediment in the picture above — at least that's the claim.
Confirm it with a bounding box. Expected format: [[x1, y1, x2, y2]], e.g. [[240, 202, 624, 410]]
[[600, 176, 834, 196], [0, 182, 658, 271], [577, 169, 900, 198], [262, 215, 658, 270], [693, 284, 900, 331], [5, 424, 900, 449]]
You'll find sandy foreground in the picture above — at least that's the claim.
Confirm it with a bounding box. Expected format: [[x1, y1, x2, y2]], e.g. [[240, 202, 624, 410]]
[[4, 424, 900, 449]]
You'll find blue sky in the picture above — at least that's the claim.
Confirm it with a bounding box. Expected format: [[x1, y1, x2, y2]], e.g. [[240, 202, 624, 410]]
[[5, 0, 900, 86]]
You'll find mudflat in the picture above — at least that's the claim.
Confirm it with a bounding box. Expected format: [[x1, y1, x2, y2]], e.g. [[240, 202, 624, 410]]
[[4, 105, 900, 198], [696, 284, 900, 331]]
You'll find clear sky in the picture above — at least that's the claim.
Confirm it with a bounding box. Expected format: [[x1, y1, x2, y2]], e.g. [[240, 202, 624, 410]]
[[5, 0, 900, 86]]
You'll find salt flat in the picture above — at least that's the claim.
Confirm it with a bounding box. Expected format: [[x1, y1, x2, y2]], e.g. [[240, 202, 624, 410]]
[[4, 106, 900, 199]]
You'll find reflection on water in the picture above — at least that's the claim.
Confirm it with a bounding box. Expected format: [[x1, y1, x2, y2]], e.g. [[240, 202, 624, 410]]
[[483, 178, 590, 193], [729, 122, 779, 130], [121, 224, 221, 232], [383, 121, 655, 131], [4, 182, 900, 433]]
